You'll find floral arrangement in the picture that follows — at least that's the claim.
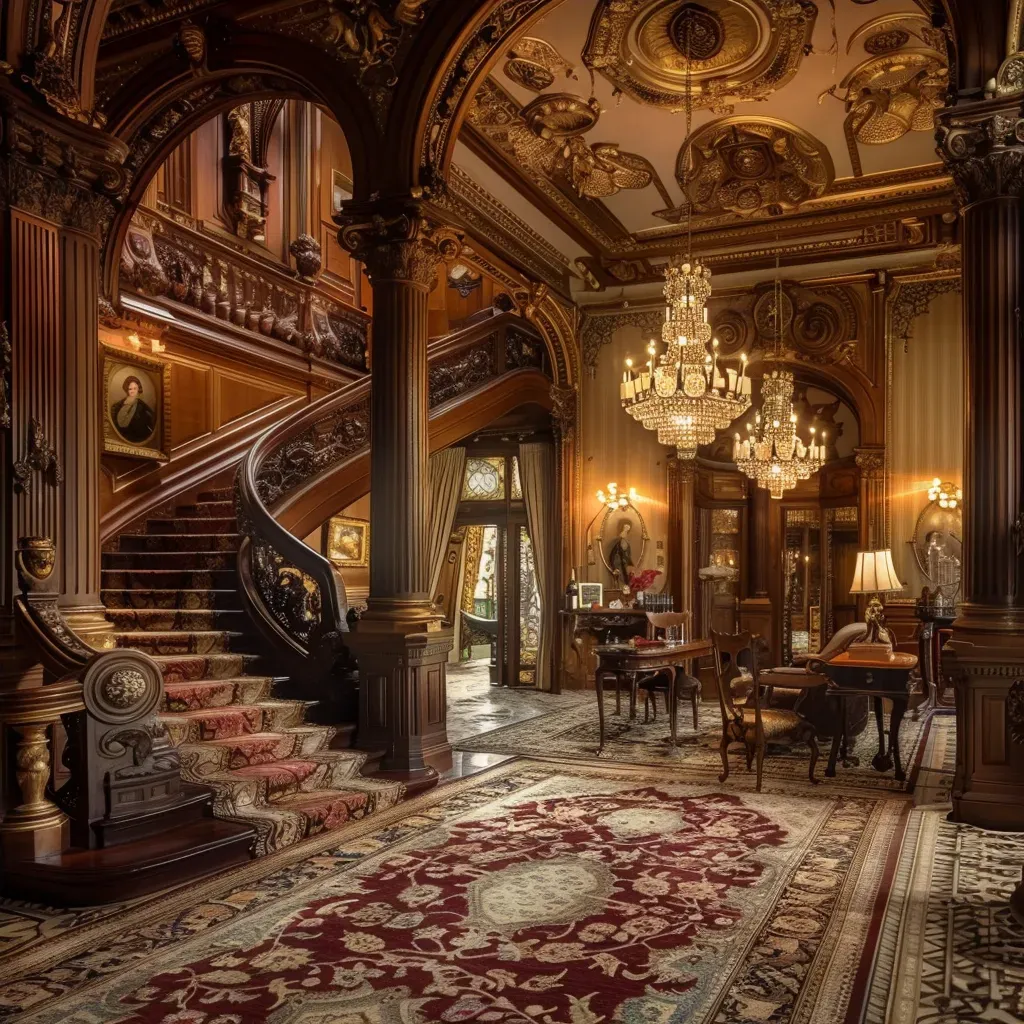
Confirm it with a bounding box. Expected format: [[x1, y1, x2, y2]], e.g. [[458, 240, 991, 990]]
[[628, 568, 662, 593]]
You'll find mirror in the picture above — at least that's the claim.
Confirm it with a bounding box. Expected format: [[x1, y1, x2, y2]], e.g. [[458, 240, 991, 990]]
[[910, 481, 963, 606], [783, 508, 822, 663]]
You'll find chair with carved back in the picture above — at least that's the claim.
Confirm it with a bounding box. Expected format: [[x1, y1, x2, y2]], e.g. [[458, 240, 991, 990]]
[[711, 629, 820, 792], [638, 612, 701, 732]]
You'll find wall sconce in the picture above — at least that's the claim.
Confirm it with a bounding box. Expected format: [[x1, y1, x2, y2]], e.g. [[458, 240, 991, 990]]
[[928, 478, 963, 510], [596, 482, 637, 511], [127, 332, 142, 351]]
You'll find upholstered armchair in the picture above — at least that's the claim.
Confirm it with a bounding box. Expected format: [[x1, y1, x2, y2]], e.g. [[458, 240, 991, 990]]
[[759, 623, 868, 737]]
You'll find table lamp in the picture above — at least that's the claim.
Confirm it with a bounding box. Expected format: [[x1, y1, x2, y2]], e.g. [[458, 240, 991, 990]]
[[848, 549, 902, 662]]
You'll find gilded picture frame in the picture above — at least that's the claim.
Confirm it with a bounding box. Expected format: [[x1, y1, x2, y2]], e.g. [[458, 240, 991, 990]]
[[101, 345, 170, 461], [327, 515, 370, 569]]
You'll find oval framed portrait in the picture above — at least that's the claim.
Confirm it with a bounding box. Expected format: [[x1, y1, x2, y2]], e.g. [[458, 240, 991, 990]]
[[101, 345, 170, 460]]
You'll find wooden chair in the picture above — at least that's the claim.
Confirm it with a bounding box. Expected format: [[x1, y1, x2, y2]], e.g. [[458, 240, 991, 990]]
[[711, 629, 820, 792], [639, 612, 701, 732]]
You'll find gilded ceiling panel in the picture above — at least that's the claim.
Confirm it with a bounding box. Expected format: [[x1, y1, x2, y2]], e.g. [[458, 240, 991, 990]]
[[582, 0, 817, 111], [671, 116, 834, 219]]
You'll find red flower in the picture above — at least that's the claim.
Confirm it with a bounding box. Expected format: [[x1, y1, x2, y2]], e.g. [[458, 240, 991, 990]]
[[628, 568, 662, 592]]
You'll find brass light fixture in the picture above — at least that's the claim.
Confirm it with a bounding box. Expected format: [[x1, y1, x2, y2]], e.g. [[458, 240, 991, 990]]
[[619, 7, 751, 459]]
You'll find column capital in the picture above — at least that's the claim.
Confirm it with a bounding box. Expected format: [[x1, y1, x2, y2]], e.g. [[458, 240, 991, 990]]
[[936, 95, 1024, 207], [337, 198, 462, 288], [854, 445, 885, 480]]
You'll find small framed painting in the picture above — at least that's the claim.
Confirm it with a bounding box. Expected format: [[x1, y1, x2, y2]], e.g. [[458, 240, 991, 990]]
[[332, 170, 353, 215], [579, 582, 603, 608], [102, 345, 170, 460], [327, 516, 370, 569]]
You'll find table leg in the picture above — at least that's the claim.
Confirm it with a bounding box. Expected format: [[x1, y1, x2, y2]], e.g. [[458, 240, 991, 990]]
[[629, 674, 638, 720], [872, 697, 894, 773], [825, 695, 842, 777], [615, 673, 621, 717], [889, 698, 907, 782], [669, 669, 678, 749], [596, 671, 606, 755]]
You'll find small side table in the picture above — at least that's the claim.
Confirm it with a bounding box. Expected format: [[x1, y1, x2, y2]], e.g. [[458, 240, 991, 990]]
[[818, 651, 920, 783]]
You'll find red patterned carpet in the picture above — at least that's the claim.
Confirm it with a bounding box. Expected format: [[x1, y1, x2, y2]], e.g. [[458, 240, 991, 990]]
[[0, 760, 910, 1024]]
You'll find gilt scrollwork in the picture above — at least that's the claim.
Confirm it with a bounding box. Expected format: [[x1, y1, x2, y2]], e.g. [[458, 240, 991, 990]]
[[1007, 679, 1024, 745], [13, 418, 63, 494], [251, 540, 325, 647]]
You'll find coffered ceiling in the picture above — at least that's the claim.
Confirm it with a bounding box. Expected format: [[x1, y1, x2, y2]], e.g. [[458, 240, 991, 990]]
[[453, 0, 955, 293]]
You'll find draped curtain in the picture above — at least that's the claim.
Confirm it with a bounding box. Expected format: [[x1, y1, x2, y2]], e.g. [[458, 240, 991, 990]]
[[428, 447, 467, 605], [519, 442, 558, 691]]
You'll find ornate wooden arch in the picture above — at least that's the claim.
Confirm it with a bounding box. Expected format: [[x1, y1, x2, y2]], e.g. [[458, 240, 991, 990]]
[[98, 33, 381, 299]]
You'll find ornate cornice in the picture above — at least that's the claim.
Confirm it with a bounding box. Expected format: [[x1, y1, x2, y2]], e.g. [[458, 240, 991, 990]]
[[337, 199, 462, 287], [936, 95, 1024, 206], [436, 166, 573, 296]]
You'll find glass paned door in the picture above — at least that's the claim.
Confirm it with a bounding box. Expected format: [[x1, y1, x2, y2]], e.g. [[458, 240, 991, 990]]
[[517, 526, 541, 686]]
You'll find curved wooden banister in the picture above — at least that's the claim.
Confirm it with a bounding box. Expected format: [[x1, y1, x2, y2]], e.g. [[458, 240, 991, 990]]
[[235, 310, 552, 673]]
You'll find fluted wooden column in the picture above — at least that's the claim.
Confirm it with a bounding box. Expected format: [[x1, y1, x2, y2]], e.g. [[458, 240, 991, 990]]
[[739, 483, 775, 659], [58, 228, 111, 645], [938, 96, 1024, 829], [338, 202, 461, 783], [667, 457, 695, 621]]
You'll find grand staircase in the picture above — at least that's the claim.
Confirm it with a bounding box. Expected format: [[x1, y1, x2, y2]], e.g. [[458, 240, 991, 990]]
[[101, 488, 403, 857]]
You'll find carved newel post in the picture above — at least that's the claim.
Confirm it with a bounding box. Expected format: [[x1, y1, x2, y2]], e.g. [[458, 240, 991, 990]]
[[338, 201, 460, 783], [937, 95, 1024, 829]]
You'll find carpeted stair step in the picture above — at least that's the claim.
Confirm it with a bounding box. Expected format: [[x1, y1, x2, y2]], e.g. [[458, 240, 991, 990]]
[[105, 607, 247, 632], [176, 500, 235, 517], [155, 652, 263, 683], [162, 699, 309, 745], [116, 629, 245, 655], [197, 488, 235, 502], [147, 517, 238, 534], [164, 676, 277, 712], [180, 725, 336, 772], [119, 533, 241, 553], [102, 551, 237, 570], [102, 588, 242, 611], [101, 568, 238, 591]]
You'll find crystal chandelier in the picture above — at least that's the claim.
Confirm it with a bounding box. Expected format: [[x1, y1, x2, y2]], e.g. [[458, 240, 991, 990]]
[[620, 260, 752, 458], [618, 10, 750, 459], [733, 265, 826, 498]]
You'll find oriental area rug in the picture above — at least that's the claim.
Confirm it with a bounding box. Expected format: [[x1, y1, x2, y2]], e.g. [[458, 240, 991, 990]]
[[1, 760, 912, 1024], [455, 695, 932, 793]]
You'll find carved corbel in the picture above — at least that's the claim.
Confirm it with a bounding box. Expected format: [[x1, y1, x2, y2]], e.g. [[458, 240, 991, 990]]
[[550, 384, 578, 438], [936, 99, 1024, 207]]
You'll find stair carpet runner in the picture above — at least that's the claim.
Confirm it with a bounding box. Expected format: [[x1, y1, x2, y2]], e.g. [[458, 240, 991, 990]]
[[100, 488, 402, 856]]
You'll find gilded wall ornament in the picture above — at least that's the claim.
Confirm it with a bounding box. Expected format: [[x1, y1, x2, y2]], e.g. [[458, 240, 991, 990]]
[[13, 418, 63, 495], [569, 143, 675, 207], [671, 117, 834, 220], [583, 0, 816, 111], [505, 36, 577, 92]]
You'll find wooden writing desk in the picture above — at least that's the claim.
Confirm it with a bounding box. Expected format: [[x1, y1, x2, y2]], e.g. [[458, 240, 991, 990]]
[[818, 651, 920, 782], [593, 639, 713, 753]]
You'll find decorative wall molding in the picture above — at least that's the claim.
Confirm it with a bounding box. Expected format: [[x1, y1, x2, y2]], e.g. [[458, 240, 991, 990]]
[[0, 322, 10, 430], [888, 275, 962, 353], [580, 307, 664, 372]]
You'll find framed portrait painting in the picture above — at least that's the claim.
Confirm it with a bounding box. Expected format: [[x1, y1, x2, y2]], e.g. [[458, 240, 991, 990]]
[[327, 516, 370, 569], [102, 346, 170, 460]]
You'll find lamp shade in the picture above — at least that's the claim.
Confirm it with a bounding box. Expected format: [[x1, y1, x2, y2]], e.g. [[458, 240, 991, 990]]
[[850, 549, 902, 595]]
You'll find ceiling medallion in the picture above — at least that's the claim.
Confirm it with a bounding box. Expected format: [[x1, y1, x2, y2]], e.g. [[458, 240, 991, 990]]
[[839, 13, 949, 175], [522, 93, 602, 139], [668, 3, 725, 61], [505, 37, 577, 93], [672, 116, 834, 219], [583, 0, 816, 112]]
